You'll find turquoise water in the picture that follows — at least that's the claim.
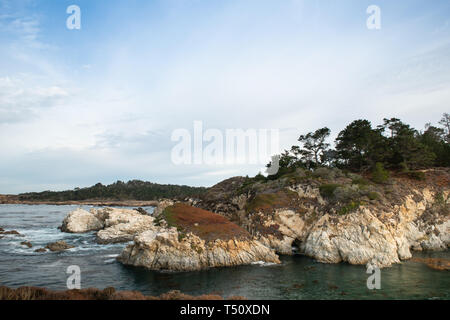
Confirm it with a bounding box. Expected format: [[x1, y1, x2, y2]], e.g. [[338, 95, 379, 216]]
[[0, 204, 448, 299]]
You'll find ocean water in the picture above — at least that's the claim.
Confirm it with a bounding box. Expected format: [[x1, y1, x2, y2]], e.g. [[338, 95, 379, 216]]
[[0, 204, 448, 300]]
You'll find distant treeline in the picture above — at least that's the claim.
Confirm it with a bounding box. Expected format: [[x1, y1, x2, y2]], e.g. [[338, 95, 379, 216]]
[[17, 180, 207, 202], [265, 113, 450, 179]]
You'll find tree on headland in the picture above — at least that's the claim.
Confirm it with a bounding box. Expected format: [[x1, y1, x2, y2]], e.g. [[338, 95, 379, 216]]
[[335, 120, 385, 171], [377, 118, 435, 170], [265, 113, 449, 178], [438, 113, 450, 143], [297, 127, 331, 168]]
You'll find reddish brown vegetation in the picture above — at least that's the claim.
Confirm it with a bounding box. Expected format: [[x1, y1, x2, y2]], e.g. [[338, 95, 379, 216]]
[[163, 203, 250, 242], [0, 286, 246, 300]]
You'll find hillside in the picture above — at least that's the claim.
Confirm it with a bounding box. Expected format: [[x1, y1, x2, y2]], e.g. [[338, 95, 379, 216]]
[[2, 180, 206, 203]]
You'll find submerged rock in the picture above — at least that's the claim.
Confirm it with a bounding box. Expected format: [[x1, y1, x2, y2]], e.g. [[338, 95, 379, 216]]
[[2, 230, 22, 236], [34, 248, 47, 253], [411, 257, 450, 271], [20, 241, 32, 248], [45, 241, 74, 252]]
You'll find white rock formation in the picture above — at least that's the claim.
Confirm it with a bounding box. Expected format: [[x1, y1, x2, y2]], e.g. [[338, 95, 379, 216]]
[[118, 228, 280, 271], [96, 208, 155, 244], [252, 188, 449, 268], [60, 207, 155, 243], [60, 208, 104, 233]]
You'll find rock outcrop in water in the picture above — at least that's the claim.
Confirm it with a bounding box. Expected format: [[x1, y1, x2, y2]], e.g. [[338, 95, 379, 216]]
[[60, 207, 155, 244], [61, 208, 104, 233], [118, 228, 280, 271], [45, 241, 74, 252], [118, 203, 280, 271], [196, 168, 450, 268]]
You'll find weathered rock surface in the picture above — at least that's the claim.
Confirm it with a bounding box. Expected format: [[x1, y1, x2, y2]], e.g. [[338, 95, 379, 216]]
[[60, 208, 104, 233], [196, 169, 450, 268], [118, 228, 280, 271], [96, 208, 155, 244], [254, 190, 449, 268]]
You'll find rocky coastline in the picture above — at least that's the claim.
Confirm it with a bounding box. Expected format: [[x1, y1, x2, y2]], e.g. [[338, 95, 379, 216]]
[[5, 168, 448, 272]]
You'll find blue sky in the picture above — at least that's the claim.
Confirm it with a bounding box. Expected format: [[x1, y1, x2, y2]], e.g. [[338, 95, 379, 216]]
[[0, 0, 449, 193]]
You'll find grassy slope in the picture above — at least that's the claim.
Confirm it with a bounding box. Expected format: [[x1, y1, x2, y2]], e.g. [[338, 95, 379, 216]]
[[162, 203, 250, 242]]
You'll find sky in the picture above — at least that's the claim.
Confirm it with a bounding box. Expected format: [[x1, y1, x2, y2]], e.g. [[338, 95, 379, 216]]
[[0, 0, 449, 194]]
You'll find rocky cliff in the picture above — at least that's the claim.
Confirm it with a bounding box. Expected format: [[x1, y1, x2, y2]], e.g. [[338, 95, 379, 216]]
[[197, 168, 450, 268]]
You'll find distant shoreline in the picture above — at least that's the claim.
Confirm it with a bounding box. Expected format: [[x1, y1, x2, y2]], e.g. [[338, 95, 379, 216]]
[[0, 197, 159, 207]]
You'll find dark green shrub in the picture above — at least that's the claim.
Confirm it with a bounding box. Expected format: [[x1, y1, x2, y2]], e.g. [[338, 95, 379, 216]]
[[406, 171, 426, 181], [337, 201, 361, 215], [371, 163, 390, 184], [312, 167, 335, 180], [334, 186, 359, 203], [319, 184, 340, 198], [351, 176, 370, 187], [367, 191, 379, 200]]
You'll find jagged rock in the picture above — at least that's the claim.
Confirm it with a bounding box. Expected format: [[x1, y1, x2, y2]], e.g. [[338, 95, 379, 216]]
[[34, 248, 47, 253], [118, 228, 280, 271], [135, 207, 149, 215], [2, 230, 23, 236], [96, 214, 155, 243], [95, 208, 155, 244], [45, 241, 74, 252], [153, 200, 174, 216], [60, 208, 104, 233], [20, 241, 32, 248]]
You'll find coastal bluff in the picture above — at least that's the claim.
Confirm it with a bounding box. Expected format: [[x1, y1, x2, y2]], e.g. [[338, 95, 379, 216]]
[[197, 168, 450, 268]]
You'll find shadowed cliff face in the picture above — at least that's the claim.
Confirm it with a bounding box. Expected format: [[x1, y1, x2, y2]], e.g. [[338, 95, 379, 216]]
[[195, 168, 450, 268]]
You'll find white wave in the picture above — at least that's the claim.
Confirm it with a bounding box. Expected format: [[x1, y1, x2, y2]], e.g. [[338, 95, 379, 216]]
[[104, 258, 117, 264], [251, 261, 279, 267]]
